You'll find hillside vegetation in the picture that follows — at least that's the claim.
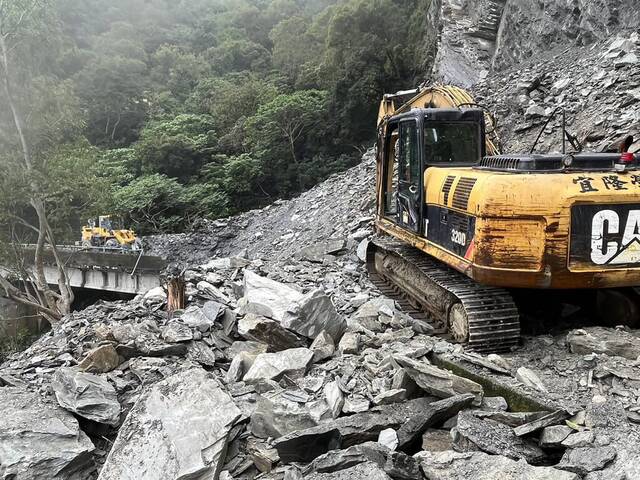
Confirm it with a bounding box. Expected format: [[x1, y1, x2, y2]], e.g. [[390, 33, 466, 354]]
[[0, 0, 430, 239]]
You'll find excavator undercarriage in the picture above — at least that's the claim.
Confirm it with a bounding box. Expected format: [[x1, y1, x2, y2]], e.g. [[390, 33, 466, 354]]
[[367, 237, 520, 353]]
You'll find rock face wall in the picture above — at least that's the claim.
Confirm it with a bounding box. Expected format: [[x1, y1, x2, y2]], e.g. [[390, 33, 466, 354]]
[[428, 0, 640, 85], [430, 0, 508, 87], [493, 0, 640, 70]]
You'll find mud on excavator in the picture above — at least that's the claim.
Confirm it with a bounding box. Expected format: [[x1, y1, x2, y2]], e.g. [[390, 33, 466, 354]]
[[81, 216, 141, 251], [369, 85, 640, 352]]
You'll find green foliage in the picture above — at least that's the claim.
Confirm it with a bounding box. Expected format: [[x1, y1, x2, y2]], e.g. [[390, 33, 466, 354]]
[[113, 174, 188, 233], [245, 89, 329, 194], [135, 114, 217, 181], [0, 0, 430, 235]]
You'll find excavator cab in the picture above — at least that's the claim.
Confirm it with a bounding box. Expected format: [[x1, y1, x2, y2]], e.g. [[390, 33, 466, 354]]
[[379, 108, 486, 236]]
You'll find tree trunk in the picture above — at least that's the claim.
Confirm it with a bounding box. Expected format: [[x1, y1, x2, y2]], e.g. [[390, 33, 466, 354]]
[[0, 22, 73, 324]]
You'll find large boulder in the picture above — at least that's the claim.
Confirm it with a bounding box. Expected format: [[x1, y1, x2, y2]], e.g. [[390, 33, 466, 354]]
[[274, 397, 437, 463], [180, 305, 216, 332], [567, 327, 640, 360], [98, 368, 241, 480], [282, 289, 346, 342], [243, 348, 315, 383], [242, 270, 303, 321], [52, 367, 121, 426], [415, 451, 580, 480], [0, 387, 95, 479], [250, 393, 318, 439]]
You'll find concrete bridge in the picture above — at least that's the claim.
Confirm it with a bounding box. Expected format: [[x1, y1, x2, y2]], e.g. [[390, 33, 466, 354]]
[[21, 246, 167, 295]]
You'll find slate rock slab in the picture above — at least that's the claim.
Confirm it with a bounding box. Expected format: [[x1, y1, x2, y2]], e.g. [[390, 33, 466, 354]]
[[454, 411, 546, 463], [52, 367, 121, 426], [243, 347, 314, 382], [275, 397, 435, 463], [239, 313, 306, 351], [394, 355, 483, 405], [282, 289, 346, 342], [557, 446, 617, 475], [242, 270, 303, 321], [0, 387, 95, 480], [98, 368, 241, 480], [415, 451, 580, 480], [304, 461, 392, 480]]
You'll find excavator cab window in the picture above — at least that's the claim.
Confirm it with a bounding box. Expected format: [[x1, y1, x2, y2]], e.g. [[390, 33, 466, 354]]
[[397, 120, 421, 231], [424, 122, 481, 165], [383, 124, 400, 216]]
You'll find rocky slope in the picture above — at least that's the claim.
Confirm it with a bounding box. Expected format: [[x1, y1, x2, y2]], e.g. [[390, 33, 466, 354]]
[[2, 2, 640, 480]]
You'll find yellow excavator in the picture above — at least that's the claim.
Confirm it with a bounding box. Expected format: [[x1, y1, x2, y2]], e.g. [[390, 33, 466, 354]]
[[81, 216, 141, 251], [368, 85, 640, 352]]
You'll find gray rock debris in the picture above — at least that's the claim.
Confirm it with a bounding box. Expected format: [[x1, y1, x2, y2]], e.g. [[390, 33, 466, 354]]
[[422, 429, 454, 452], [338, 332, 360, 355], [415, 450, 580, 480], [161, 321, 193, 343], [396, 394, 475, 450], [513, 410, 569, 437], [515, 366, 548, 393], [311, 331, 336, 362], [243, 347, 315, 382], [557, 446, 617, 476], [567, 327, 640, 360], [561, 430, 595, 448], [393, 355, 483, 405], [180, 305, 216, 332], [250, 393, 317, 439], [238, 313, 306, 351], [0, 387, 95, 480], [274, 397, 435, 463], [297, 239, 347, 263], [98, 368, 241, 480], [324, 380, 345, 419], [242, 270, 303, 321], [539, 425, 573, 448], [282, 289, 346, 342], [52, 367, 121, 426], [453, 410, 546, 464], [305, 461, 393, 480]]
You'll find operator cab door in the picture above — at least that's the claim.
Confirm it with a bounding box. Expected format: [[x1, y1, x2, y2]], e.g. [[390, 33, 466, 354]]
[[382, 119, 422, 233]]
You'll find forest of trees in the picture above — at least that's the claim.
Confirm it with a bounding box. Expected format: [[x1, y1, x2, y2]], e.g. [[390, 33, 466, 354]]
[[0, 0, 431, 240]]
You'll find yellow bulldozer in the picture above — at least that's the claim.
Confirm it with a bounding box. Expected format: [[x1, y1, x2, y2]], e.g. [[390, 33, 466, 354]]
[[81, 216, 141, 251], [368, 84, 640, 352]]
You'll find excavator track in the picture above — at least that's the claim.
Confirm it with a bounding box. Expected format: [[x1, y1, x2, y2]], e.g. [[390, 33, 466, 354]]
[[366, 237, 520, 353]]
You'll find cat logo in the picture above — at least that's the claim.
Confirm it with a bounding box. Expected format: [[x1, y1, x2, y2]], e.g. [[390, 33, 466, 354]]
[[591, 209, 640, 265]]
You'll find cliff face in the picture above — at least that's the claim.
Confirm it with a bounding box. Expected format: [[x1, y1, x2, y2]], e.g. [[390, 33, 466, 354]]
[[493, 0, 640, 70], [428, 0, 640, 84], [424, 0, 640, 155]]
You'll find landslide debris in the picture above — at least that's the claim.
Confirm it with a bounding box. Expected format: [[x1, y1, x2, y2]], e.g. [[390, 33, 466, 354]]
[[3, 3, 640, 480]]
